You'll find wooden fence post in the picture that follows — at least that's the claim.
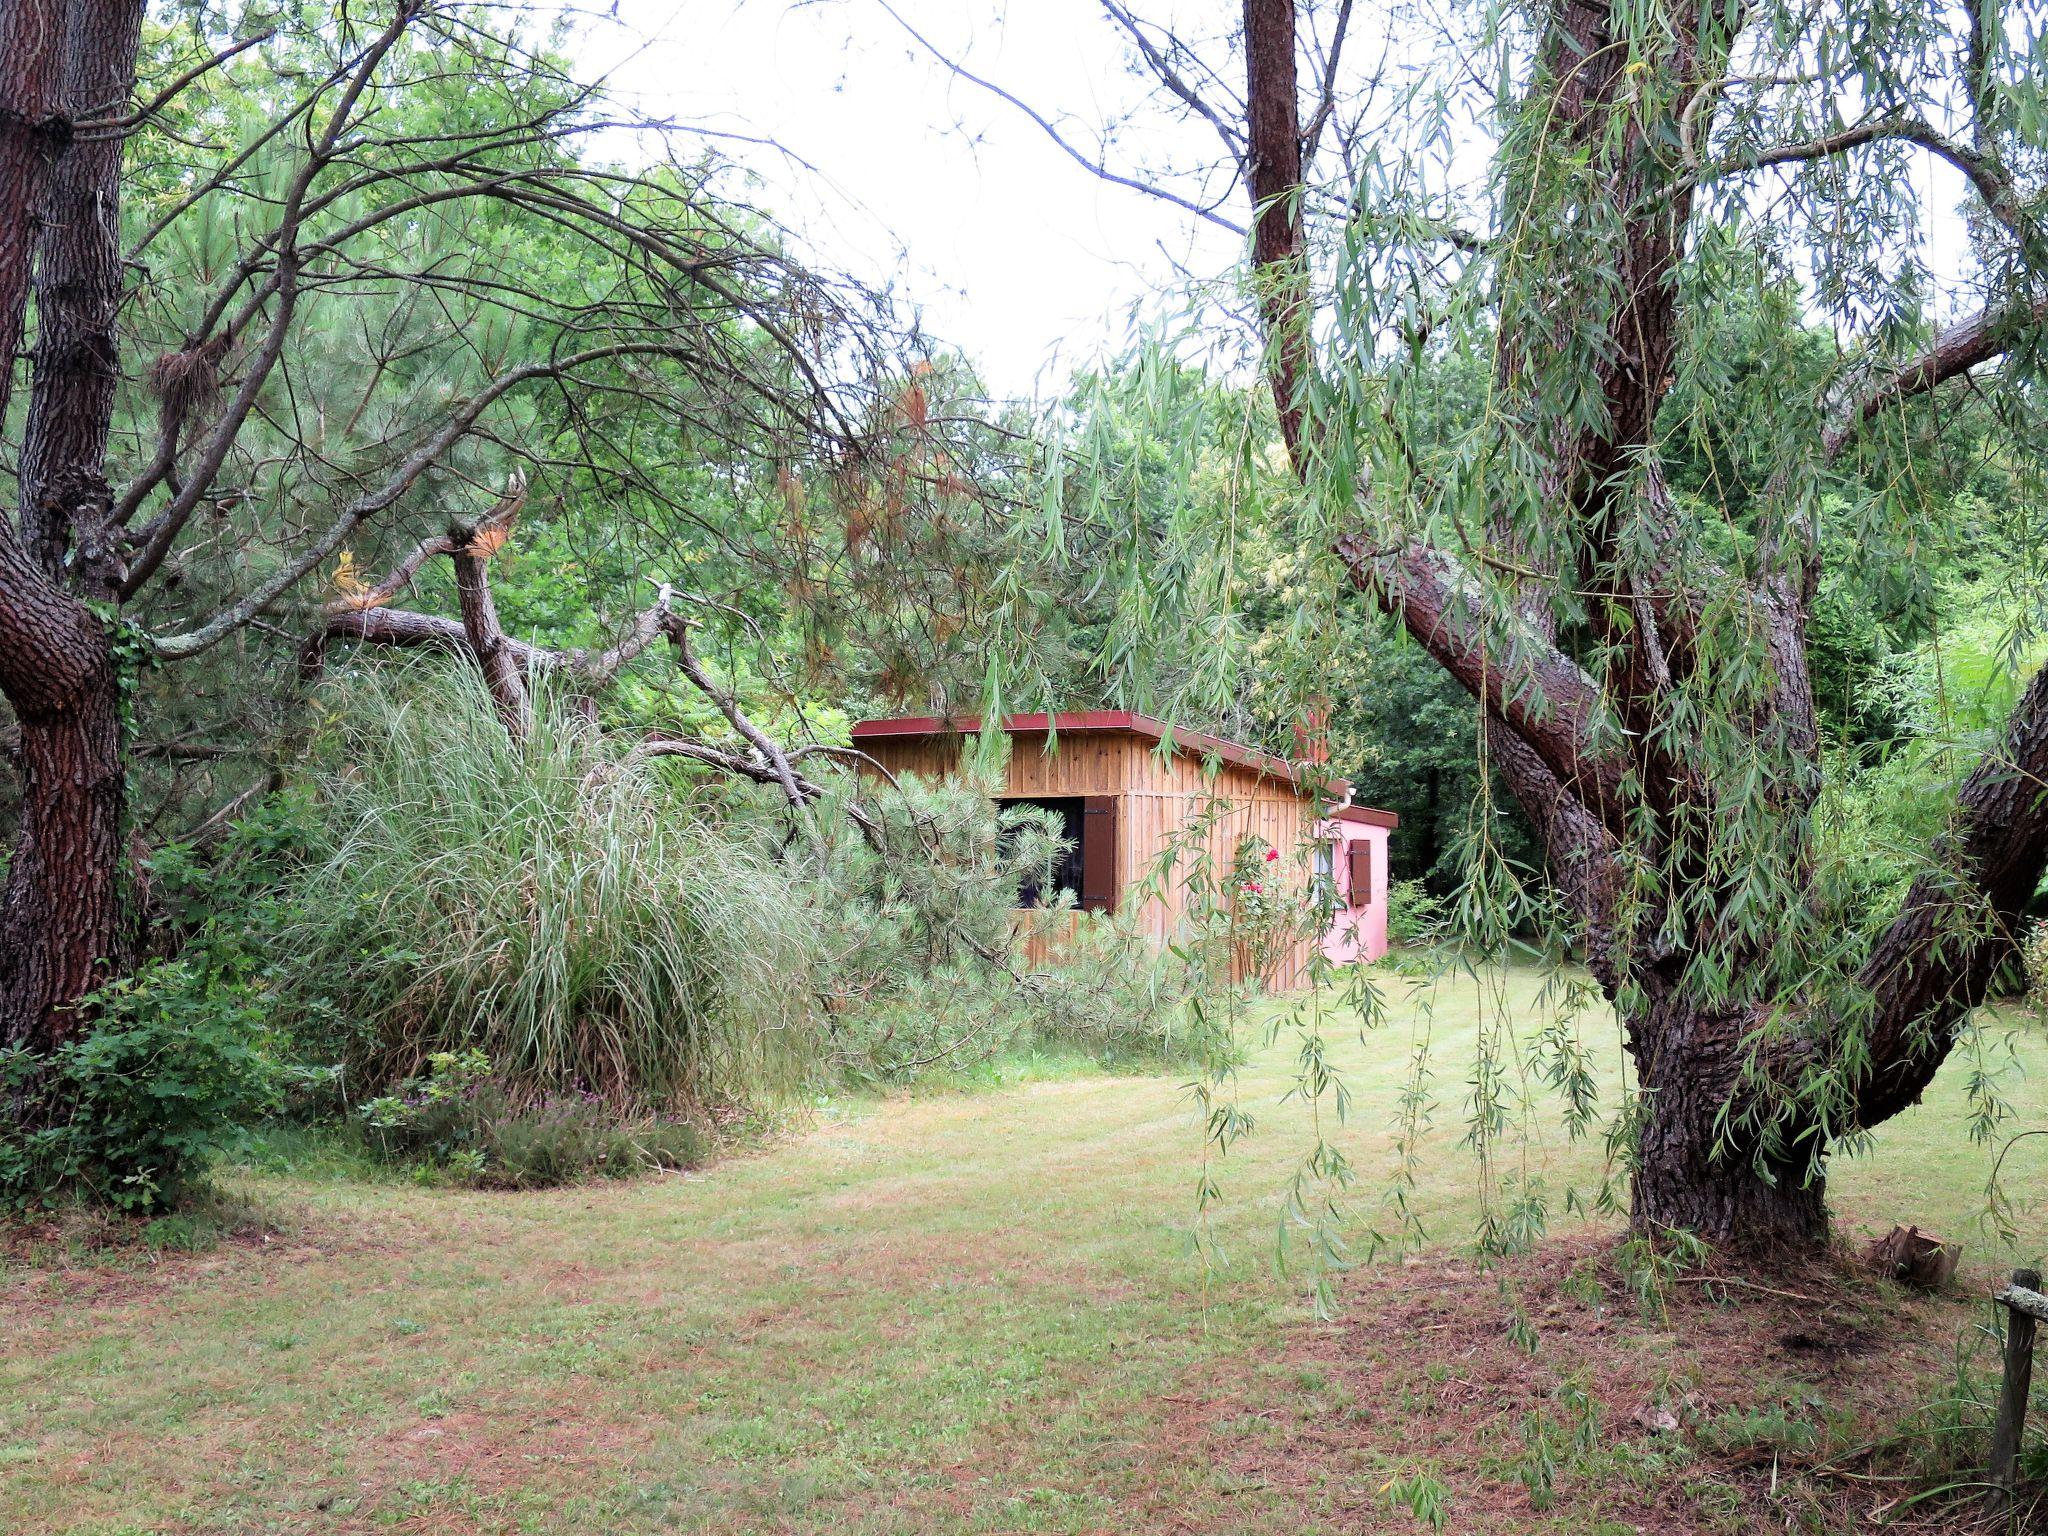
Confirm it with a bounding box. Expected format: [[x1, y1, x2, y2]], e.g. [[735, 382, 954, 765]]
[[1991, 1266, 2043, 1517]]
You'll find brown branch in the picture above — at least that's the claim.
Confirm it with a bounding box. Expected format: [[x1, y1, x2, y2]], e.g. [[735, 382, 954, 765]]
[[149, 342, 698, 657], [634, 734, 886, 849], [1336, 532, 1634, 836], [73, 29, 273, 137], [303, 603, 543, 678], [1300, 0, 1356, 163], [1849, 659, 2048, 1129], [1705, 115, 2032, 247], [303, 503, 876, 848], [1822, 296, 2048, 462], [449, 546, 530, 738], [658, 615, 815, 833], [1244, 0, 1310, 464], [564, 598, 680, 687]]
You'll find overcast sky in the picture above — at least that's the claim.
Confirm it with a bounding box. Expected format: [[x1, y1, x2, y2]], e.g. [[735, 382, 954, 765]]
[[585, 0, 1242, 399], [578, 1, 1976, 400]]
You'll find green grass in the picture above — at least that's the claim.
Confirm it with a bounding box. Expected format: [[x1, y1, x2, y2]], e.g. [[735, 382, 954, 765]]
[[4, 966, 2045, 1534]]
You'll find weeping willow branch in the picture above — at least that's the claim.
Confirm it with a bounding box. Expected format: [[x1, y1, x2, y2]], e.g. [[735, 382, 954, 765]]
[[1334, 533, 1638, 837], [1822, 296, 2048, 462], [1702, 115, 2033, 245], [1847, 660, 2048, 1128]]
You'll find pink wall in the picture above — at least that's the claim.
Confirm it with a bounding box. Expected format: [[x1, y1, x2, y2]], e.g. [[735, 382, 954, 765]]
[[1317, 816, 1391, 965]]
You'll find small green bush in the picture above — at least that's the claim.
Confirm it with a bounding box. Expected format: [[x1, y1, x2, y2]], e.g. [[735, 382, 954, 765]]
[[0, 960, 278, 1213], [1385, 878, 1449, 947], [353, 1049, 706, 1187]]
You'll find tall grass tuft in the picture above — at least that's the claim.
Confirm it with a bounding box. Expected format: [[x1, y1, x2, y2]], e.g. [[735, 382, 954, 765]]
[[276, 667, 820, 1111]]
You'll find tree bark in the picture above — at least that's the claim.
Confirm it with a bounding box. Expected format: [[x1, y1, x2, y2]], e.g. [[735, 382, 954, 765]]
[[450, 541, 533, 738], [0, 0, 121, 1050], [19, 0, 145, 589], [0, 0, 71, 428], [1627, 991, 1830, 1250], [1242, 0, 1308, 463], [0, 0, 135, 1049], [0, 535, 125, 1050]]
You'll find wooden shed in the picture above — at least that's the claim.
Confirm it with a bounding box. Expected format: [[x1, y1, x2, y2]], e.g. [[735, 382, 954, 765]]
[[849, 711, 1398, 987]]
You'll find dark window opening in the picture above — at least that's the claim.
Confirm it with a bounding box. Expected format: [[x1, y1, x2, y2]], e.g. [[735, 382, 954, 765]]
[[999, 796, 1086, 907]]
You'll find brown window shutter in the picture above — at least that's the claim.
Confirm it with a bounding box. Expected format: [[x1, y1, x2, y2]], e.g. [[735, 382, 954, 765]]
[[1346, 841, 1374, 908], [1079, 796, 1118, 912]]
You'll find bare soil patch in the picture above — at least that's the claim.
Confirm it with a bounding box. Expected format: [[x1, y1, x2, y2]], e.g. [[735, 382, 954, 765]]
[[1169, 1233, 2008, 1534]]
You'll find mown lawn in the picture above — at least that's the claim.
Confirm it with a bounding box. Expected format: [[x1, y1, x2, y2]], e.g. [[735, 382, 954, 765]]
[[5, 966, 2046, 1534]]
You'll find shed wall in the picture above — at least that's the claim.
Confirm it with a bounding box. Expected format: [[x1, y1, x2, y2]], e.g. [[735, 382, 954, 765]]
[[856, 728, 1321, 987], [1318, 818, 1391, 965]]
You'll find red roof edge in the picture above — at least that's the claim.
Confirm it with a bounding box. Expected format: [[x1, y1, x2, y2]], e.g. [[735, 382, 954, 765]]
[[851, 709, 1300, 783], [849, 711, 1387, 815]]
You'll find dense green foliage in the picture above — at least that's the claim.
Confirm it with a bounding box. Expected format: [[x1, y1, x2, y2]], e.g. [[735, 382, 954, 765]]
[[0, 966, 274, 1213], [273, 668, 821, 1111], [86, 665, 1197, 1190]]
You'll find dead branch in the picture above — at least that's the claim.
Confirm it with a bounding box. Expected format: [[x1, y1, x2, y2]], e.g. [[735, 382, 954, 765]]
[[73, 29, 274, 138]]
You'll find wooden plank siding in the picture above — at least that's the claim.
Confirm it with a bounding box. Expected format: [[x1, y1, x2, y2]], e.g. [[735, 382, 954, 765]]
[[854, 724, 1324, 988]]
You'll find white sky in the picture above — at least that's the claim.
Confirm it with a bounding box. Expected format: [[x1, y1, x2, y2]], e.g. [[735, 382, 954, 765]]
[[577, 1, 1979, 400], [584, 0, 1243, 399]]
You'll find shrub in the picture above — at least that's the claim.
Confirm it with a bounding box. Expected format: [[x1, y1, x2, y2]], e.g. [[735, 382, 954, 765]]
[[272, 668, 820, 1112], [827, 911, 1198, 1080], [1008, 910, 1203, 1059], [352, 1049, 706, 1187], [799, 770, 1199, 1076], [0, 800, 306, 1215], [269, 666, 1198, 1132], [1385, 878, 1449, 948], [0, 960, 278, 1213], [2025, 919, 2048, 1016]]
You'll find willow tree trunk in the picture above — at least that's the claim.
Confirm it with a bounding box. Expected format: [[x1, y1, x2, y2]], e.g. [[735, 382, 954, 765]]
[[1627, 994, 1829, 1250]]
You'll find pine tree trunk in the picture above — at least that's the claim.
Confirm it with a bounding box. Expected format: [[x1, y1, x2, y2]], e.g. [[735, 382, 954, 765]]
[[0, 0, 139, 1049], [0, 601, 125, 1051], [1627, 993, 1830, 1252], [18, 0, 145, 589]]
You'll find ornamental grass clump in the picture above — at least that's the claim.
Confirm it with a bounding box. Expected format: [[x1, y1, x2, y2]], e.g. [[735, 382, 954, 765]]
[[276, 668, 820, 1113]]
